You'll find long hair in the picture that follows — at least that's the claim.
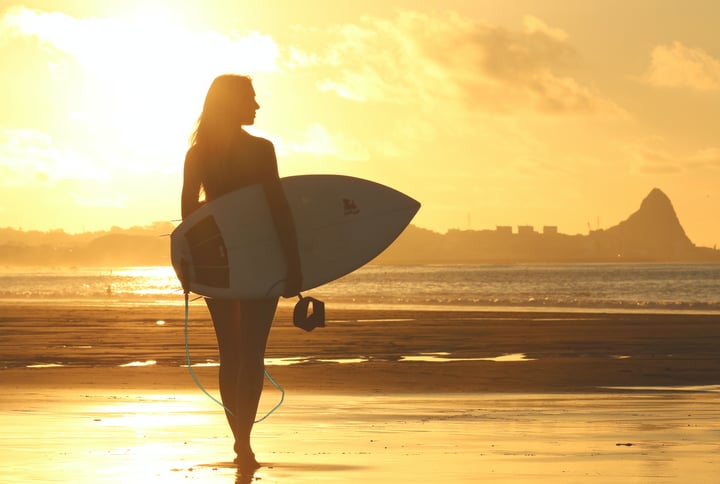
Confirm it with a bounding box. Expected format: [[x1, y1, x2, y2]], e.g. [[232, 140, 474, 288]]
[[190, 74, 254, 158]]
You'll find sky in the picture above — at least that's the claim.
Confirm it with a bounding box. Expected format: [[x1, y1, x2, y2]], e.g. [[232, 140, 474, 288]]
[[1, 0, 719, 247]]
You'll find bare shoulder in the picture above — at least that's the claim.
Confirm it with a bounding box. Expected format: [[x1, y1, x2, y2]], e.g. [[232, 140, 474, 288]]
[[184, 145, 202, 173], [242, 132, 275, 152], [185, 144, 203, 163]]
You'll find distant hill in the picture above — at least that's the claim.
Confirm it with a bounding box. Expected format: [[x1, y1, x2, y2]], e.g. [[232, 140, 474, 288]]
[[589, 188, 696, 260], [0, 189, 718, 267], [374, 188, 720, 263], [0, 222, 175, 267]]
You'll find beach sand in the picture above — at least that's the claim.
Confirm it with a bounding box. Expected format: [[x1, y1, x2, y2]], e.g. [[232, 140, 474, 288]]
[[1, 302, 719, 482]]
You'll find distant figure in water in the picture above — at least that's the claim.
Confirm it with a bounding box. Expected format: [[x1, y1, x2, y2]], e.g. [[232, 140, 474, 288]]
[[181, 75, 303, 470]]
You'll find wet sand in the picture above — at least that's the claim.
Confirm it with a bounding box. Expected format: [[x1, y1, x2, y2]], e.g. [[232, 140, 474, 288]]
[[1, 302, 719, 482]]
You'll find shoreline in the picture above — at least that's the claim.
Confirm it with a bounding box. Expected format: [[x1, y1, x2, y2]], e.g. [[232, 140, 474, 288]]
[[2, 302, 719, 394], [2, 297, 720, 316]]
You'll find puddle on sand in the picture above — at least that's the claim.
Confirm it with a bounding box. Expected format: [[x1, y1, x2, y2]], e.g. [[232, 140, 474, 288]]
[[119, 360, 157, 368], [24, 353, 537, 370], [400, 352, 536, 363]]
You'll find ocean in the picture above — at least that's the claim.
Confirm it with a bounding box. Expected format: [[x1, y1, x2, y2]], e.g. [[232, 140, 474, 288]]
[[1, 263, 719, 314]]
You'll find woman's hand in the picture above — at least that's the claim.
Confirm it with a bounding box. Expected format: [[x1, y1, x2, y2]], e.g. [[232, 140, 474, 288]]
[[283, 263, 303, 298]]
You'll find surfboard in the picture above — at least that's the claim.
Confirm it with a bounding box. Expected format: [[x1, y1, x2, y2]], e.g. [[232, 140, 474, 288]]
[[170, 174, 420, 298]]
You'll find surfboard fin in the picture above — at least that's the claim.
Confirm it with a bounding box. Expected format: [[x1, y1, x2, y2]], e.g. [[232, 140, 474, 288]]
[[293, 294, 325, 332]]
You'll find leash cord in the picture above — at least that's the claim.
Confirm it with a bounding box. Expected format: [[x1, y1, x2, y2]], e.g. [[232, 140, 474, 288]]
[[184, 292, 285, 423]]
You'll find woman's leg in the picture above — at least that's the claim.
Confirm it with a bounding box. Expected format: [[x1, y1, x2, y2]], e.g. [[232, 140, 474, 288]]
[[206, 297, 278, 466]]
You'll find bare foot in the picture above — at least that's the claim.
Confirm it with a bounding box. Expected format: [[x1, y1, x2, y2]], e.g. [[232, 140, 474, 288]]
[[233, 451, 260, 472]]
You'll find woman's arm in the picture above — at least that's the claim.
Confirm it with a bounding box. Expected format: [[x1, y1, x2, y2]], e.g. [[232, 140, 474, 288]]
[[261, 143, 303, 297], [181, 148, 203, 220]]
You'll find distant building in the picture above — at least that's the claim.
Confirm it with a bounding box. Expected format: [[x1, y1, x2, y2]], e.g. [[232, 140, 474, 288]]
[[543, 226, 558, 235], [518, 225, 535, 235], [495, 226, 513, 235]]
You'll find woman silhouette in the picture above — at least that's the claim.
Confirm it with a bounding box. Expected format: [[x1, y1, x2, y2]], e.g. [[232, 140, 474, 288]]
[[181, 74, 302, 470]]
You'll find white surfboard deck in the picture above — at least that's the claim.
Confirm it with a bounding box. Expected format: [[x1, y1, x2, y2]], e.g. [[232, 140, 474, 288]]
[[170, 174, 420, 299]]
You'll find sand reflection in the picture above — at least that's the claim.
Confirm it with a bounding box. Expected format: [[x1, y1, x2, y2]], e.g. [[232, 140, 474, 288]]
[[119, 360, 157, 367], [2, 389, 719, 483], [400, 352, 536, 362]]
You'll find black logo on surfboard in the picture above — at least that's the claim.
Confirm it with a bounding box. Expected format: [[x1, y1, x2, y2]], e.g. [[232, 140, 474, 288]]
[[343, 198, 360, 216]]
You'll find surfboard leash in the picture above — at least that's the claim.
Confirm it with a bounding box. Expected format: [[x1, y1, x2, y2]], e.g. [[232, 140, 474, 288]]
[[256, 367, 285, 423], [183, 292, 285, 423]]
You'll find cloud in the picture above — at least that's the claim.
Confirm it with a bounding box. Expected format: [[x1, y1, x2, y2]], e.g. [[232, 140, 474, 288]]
[[626, 137, 720, 174], [690, 147, 720, 169], [1, 6, 280, 76], [275, 123, 370, 161], [0, 129, 108, 186], [288, 10, 622, 117], [522, 15, 568, 42], [642, 41, 720, 91], [626, 136, 681, 174]]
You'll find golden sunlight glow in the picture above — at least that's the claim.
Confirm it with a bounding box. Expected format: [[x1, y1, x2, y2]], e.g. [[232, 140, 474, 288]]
[[0, 2, 719, 246], [93, 396, 212, 428], [5, 6, 280, 170]]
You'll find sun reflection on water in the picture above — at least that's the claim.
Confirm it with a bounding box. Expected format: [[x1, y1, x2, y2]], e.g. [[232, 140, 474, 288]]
[[92, 395, 212, 429]]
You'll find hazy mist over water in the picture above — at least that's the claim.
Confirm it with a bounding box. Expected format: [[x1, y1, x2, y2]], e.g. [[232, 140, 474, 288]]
[[1, 263, 718, 314]]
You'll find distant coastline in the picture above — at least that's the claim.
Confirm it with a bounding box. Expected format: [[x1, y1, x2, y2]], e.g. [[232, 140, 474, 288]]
[[376, 188, 720, 264], [1, 189, 718, 267], [373, 224, 720, 264]]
